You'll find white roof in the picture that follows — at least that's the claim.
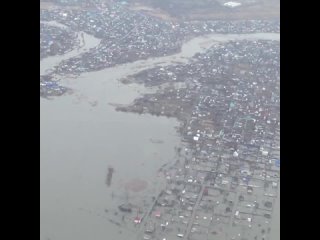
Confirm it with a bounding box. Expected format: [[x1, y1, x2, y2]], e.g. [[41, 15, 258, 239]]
[[224, 2, 242, 8]]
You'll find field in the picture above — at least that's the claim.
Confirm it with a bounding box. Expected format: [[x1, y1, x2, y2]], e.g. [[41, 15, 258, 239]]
[[126, 0, 280, 21]]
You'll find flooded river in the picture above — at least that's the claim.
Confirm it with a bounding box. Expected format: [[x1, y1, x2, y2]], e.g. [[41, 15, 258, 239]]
[[40, 21, 101, 76], [40, 27, 279, 240]]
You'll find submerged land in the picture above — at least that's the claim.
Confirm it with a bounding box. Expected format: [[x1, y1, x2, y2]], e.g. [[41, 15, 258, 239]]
[[40, 1, 279, 240]]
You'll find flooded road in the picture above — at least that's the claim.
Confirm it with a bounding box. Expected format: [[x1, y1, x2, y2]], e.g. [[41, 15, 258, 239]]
[[40, 30, 279, 240]]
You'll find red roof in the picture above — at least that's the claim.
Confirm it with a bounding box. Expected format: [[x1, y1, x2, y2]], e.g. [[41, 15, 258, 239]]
[[155, 211, 161, 217], [134, 216, 142, 223]]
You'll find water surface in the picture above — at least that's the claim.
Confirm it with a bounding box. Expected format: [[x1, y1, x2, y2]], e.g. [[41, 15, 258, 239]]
[[40, 29, 279, 240]]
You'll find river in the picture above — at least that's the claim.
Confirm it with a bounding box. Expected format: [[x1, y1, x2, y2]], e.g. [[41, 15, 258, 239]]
[[40, 21, 101, 76], [40, 25, 279, 240]]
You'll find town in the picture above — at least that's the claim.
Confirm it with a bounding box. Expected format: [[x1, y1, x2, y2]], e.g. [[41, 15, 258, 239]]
[[40, 1, 279, 97], [114, 39, 280, 240], [40, 1, 279, 240]]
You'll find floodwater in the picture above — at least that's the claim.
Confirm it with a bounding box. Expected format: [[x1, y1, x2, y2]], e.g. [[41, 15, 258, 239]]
[[40, 21, 101, 76], [40, 25, 280, 240], [270, 184, 280, 240]]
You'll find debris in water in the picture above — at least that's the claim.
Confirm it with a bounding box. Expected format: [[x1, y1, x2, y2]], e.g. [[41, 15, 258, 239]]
[[89, 100, 98, 107], [106, 166, 114, 187], [109, 219, 121, 226], [150, 138, 164, 144], [118, 203, 133, 213]]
